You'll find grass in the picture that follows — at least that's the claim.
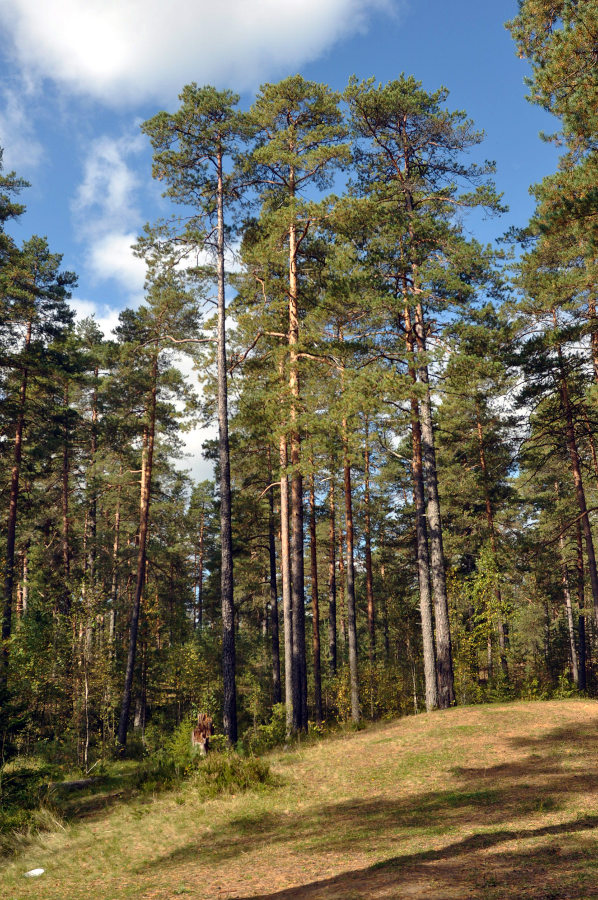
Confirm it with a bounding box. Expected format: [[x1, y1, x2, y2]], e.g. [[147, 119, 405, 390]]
[[3, 699, 598, 897]]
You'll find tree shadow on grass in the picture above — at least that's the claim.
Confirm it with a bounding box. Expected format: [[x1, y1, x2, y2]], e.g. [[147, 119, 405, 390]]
[[238, 818, 598, 898], [141, 716, 598, 897]]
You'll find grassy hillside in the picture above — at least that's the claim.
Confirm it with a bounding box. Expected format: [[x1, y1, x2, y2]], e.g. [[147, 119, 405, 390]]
[[3, 700, 598, 899]]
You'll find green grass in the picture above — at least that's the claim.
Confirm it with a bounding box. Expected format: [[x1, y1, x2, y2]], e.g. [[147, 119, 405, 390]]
[[3, 699, 598, 898]]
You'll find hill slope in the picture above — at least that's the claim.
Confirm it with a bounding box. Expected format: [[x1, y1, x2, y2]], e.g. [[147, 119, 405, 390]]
[[3, 700, 598, 899]]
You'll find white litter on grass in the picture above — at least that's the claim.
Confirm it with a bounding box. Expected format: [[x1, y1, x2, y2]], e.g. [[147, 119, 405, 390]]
[[24, 868, 45, 877]]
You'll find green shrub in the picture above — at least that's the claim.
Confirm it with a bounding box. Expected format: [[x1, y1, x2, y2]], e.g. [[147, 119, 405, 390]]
[[240, 703, 287, 755], [195, 753, 275, 798]]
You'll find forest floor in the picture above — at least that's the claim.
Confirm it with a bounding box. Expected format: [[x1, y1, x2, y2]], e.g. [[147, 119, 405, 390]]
[[3, 699, 598, 899]]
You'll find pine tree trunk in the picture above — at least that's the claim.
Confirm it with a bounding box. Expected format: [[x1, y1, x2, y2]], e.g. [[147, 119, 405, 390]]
[[404, 308, 437, 711], [380, 560, 390, 663], [309, 470, 322, 723], [117, 353, 157, 748], [21, 544, 29, 616], [589, 297, 598, 383], [196, 514, 204, 631], [338, 527, 346, 655], [268, 450, 281, 705], [343, 428, 360, 723], [61, 382, 71, 613], [578, 614, 587, 691], [363, 421, 376, 664], [2, 339, 29, 683], [216, 146, 237, 746], [328, 478, 337, 675], [288, 209, 307, 732], [414, 302, 455, 708], [576, 521, 587, 690], [88, 366, 99, 584], [476, 409, 508, 677], [279, 436, 294, 734], [110, 472, 122, 649], [556, 339, 598, 626], [559, 533, 580, 686]]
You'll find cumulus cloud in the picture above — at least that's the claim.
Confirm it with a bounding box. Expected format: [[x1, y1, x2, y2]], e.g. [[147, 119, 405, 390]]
[[0, 0, 395, 105], [72, 132, 147, 294], [87, 232, 146, 292], [72, 133, 145, 229]]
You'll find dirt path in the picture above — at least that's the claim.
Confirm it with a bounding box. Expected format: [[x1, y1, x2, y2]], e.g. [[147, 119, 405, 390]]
[[4, 700, 598, 899]]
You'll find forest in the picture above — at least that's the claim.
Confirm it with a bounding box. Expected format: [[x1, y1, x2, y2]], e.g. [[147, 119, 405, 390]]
[[0, 0, 597, 776]]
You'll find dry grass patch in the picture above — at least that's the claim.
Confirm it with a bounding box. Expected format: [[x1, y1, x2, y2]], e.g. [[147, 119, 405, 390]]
[[3, 700, 598, 898]]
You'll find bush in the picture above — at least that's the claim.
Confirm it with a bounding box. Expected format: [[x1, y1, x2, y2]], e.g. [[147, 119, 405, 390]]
[[195, 753, 275, 798], [240, 703, 287, 755]]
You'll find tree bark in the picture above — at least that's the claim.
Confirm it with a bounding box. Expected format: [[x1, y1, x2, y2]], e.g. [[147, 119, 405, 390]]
[[575, 521, 587, 690], [556, 337, 598, 626], [268, 449, 282, 705], [338, 526, 347, 655], [588, 297, 598, 384], [279, 435, 294, 734], [288, 206, 307, 732], [363, 420, 376, 664], [309, 469, 322, 723], [117, 352, 158, 748], [404, 308, 437, 711], [2, 319, 32, 684], [414, 301, 455, 708], [343, 428, 360, 723], [87, 365, 99, 584], [196, 512, 204, 631], [559, 532, 580, 686], [61, 382, 71, 613], [328, 478, 337, 675]]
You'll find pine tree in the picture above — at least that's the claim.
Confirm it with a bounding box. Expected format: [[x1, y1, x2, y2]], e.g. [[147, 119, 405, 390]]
[[141, 84, 243, 744]]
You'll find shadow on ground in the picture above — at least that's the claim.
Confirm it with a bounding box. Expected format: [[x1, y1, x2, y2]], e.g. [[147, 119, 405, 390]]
[[144, 715, 598, 898]]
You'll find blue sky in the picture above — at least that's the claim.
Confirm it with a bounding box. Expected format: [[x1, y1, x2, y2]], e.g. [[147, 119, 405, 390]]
[[0, 0, 560, 326], [0, 0, 560, 473]]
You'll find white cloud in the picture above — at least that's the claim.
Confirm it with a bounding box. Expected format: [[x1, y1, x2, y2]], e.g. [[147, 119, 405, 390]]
[[0, 85, 43, 170], [87, 231, 146, 292], [72, 133, 144, 229], [0, 0, 395, 105], [72, 133, 148, 295]]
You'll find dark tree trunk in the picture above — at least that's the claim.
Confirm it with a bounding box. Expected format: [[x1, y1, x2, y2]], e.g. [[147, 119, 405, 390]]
[[117, 354, 157, 748], [589, 297, 598, 384], [309, 469, 322, 723], [288, 212, 307, 732], [343, 429, 360, 723], [61, 382, 71, 613], [109, 472, 122, 648], [338, 525, 346, 655], [576, 521, 587, 691], [216, 146, 237, 746], [363, 421, 376, 664], [87, 366, 99, 584], [556, 338, 598, 626], [578, 614, 587, 691], [2, 332, 29, 684], [560, 535, 580, 686], [268, 450, 281, 705], [404, 308, 437, 711], [328, 478, 337, 675], [279, 435, 293, 734], [414, 302, 455, 708], [196, 513, 204, 631]]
